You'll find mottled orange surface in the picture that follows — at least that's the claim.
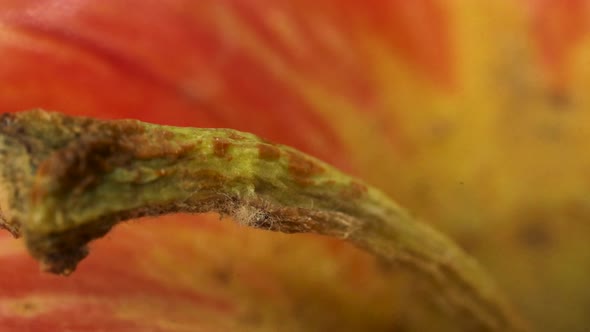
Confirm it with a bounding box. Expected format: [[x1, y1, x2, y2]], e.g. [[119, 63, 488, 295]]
[[1, 1, 590, 331]]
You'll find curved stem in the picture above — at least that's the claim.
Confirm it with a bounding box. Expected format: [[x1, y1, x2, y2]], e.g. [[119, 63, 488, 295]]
[[0, 110, 526, 331]]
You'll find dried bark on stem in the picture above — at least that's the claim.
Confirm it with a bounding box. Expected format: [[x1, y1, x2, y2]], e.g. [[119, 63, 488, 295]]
[[0, 110, 526, 331]]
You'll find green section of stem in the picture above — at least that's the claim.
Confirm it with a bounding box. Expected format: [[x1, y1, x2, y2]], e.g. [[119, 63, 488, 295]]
[[0, 110, 526, 331]]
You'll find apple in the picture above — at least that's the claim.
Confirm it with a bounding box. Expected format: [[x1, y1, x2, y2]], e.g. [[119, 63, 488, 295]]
[[1, 1, 589, 331]]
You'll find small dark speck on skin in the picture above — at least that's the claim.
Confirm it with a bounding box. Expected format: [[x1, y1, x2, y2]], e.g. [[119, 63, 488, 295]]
[[516, 221, 553, 250], [213, 266, 233, 285], [21, 302, 35, 311]]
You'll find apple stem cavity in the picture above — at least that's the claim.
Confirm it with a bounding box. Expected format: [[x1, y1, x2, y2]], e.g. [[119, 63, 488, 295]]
[[0, 110, 526, 332]]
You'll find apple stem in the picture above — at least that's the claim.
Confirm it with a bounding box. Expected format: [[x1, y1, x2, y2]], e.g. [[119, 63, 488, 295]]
[[0, 110, 526, 331]]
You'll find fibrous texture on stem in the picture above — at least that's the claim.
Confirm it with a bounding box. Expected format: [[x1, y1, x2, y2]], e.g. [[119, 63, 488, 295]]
[[0, 110, 526, 332]]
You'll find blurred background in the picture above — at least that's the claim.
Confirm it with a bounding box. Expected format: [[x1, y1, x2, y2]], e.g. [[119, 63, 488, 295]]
[[1, 1, 589, 331]]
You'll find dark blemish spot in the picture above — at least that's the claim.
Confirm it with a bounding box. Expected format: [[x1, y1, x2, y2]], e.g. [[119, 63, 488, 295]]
[[287, 151, 324, 187], [37, 136, 134, 197], [257, 143, 281, 160], [516, 221, 553, 250], [340, 181, 368, 200], [287, 151, 324, 177], [135, 129, 194, 159], [30, 116, 194, 199], [213, 137, 231, 157], [21, 302, 35, 311], [213, 266, 233, 285]]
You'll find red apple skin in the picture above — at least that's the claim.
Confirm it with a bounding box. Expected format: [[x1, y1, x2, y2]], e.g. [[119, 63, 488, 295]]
[[0, 215, 401, 332], [1, 1, 590, 331]]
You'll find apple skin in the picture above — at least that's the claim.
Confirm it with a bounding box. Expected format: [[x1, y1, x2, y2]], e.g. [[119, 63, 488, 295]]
[[1, 1, 590, 331], [1, 215, 403, 332]]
